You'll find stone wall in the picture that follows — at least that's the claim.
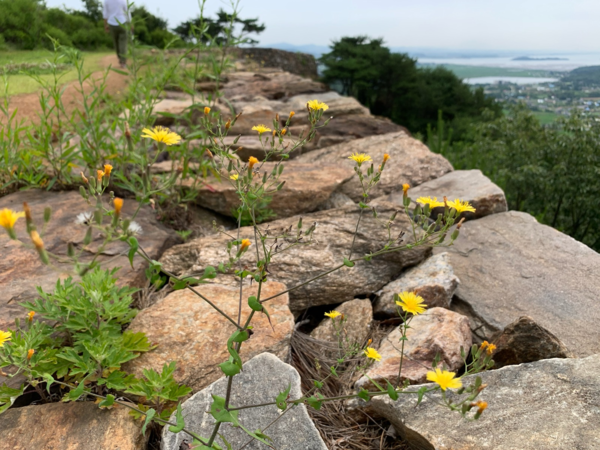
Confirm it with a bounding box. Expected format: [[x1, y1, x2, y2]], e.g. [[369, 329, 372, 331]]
[[233, 47, 319, 79]]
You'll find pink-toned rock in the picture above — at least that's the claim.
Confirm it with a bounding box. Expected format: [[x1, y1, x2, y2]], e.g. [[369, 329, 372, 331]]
[[223, 71, 327, 100], [123, 282, 294, 392], [0, 401, 147, 450], [0, 190, 180, 331], [356, 308, 471, 389]]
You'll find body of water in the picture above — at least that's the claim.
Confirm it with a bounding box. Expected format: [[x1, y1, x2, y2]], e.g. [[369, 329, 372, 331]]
[[464, 76, 559, 85], [418, 54, 600, 72]]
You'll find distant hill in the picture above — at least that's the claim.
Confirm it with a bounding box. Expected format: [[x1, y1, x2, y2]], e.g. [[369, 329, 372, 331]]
[[562, 66, 600, 85], [513, 56, 568, 61]]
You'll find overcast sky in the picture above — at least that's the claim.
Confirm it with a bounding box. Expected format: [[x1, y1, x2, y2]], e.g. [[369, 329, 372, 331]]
[[45, 0, 600, 52]]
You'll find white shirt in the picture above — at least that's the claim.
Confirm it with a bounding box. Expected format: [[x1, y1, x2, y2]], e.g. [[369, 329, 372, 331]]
[[103, 0, 131, 26]]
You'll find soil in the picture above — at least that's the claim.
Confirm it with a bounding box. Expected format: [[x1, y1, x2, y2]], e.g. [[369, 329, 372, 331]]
[[1, 54, 129, 126]]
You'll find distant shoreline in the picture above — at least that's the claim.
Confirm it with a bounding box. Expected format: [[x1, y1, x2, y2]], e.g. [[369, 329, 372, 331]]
[[512, 56, 569, 61]]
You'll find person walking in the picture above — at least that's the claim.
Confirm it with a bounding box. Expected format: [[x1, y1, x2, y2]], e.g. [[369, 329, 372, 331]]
[[103, 0, 132, 68]]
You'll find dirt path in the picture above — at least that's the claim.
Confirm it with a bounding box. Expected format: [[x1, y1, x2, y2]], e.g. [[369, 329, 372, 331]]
[[1, 54, 129, 126]]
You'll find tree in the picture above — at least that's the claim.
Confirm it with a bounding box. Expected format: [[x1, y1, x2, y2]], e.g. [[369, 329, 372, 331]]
[[173, 8, 265, 45], [79, 0, 102, 22]]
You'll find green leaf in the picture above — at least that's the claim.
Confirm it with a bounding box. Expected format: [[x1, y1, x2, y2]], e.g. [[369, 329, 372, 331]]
[[275, 383, 291, 411], [171, 277, 188, 290], [248, 296, 262, 312], [168, 404, 185, 433], [219, 360, 241, 377], [210, 395, 239, 425], [386, 381, 399, 401], [98, 394, 115, 409], [142, 408, 156, 435], [127, 237, 139, 268], [63, 380, 87, 402], [239, 426, 274, 449], [416, 386, 427, 406], [313, 380, 323, 389], [306, 396, 323, 410], [343, 258, 355, 267], [330, 366, 338, 377], [357, 389, 370, 402], [0, 384, 25, 414]]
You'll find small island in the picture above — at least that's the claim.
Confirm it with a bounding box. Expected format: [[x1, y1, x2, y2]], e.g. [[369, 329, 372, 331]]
[[512, 56, 569, 61]]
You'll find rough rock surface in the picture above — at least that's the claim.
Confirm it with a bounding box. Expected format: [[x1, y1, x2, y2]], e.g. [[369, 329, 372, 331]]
[[368, 356, 600, 450], [0, 190, 180, 330], [223, 71, 327, 100], [315, 191, 355, 211], [434, 211, 600, 357], [297, 132, 454, 201], [491, 316, 572, 368], [284, 92, 370, 123], [374, 253, 459, 318], [221, 135, 314, 161], [356, 308, 471, 389], [227, 109, 278, 135], [189, 161, 353, 219], [160, 202, 432, 314], [311, 298, 373, 344], [0, 401, 148, 450], [233, 47, 319, 79], [313, 115, 408, 148], [161, 353, 328, 450], [123, 282, 293, 392], [151, 98, 206, 126], [381, 169, 507, 220]]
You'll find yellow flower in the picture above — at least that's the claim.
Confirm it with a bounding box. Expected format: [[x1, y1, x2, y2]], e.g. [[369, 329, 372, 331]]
[[248, 156, 259, 170], [486, 343, 497, 355], [27, 349, 35, 360], [426, 368, 462, 391], [114, 198, 124, 216], [103, 164, 113, 177], [97, 169, 105, 181], [27, 311, 35, 321], [252, 124, 272, 134], [383, 153, 390, 163], [348, 153, 372, 164], [141, 126, 182, 146], [0, 330, 11, 347], [395, 291, 427, 315], [30, 230, 44, 250], [240, 239, 251, 251], [0, 209, 25, 231], [364, 347, 382, 361], [447, 199, 476, 214], [307, 100, 329, 111], [402, 184, 410, 194], [324, 310, 341, 319], [204, 106, 211, 115], [475, 400, 488, 413], [289, 111, 295, 118], [230, 174, 239, 181], [416, 196, 444, 208]]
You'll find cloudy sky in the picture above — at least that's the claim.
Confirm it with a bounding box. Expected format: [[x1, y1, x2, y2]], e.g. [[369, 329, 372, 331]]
[[45, 0, 599, 52]]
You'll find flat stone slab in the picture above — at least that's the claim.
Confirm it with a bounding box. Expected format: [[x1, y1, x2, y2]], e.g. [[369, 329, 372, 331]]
[[160, 202, 432, 314], [0, 190, 180, 330], [221, 135, 314, 161], [223, 71, 327, 100], [297, 132, 453, 202], [374, 252, 459, 318], [368, 355, 600, 450], [0, 401, 148, 450], [161, 353, 327, 450], [123, 282, 293, 393], [356, 307, 471, 389], [189, 160, 353, 219], [434, 211, 600, 357], [381, 169, 507, 220], [311, 298, 372, 344]]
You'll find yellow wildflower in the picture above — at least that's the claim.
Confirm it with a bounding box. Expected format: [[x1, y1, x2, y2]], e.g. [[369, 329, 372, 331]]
[[141, 126, 182, 146], [486, 343, 497, 355], [447, 199, 476, 214], [416, 196, 444, 208], [289, 111, 295, 119], [426, 368, 462, 391], [114, 198, 124, 216], [307, 100, 329, 111], [103, 164, 113, 177], [30, 230, 44, 250], [27, 349, 35, 360], [383, 153, 390, 163], [402, 184, 410, 194], [348, 153, 372, 164], [27, 311, 35, 322], [248, 156, 259, 170], [395, 291, 427, 315], [0, 209, 25, 232], [479, 341, 489, 351], [97, 169, 105, 181], [240, 239, 252, 251], [475, 400, 488, 414], [230, 174, 239, 181], [324, 310, 341, 319], [0, 330, 11, 347], [204, 106, 211, 115], [252, 124, 272, 135], [364, 347, 382, 361]]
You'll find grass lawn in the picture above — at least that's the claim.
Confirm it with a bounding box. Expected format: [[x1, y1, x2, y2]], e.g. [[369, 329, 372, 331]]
[[1, 50, 112, 96], [418, 63, 553, 79], [532, 111, 560, 125]]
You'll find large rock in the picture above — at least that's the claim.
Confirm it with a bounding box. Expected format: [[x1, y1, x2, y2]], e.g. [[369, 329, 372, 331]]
[[368, 355, 600, 450], [223, 71, 327, 100], [161, 353, 328, 450], [227, 109, 278, 135], [311, 298, 372, 344], [435, 211, 600, 357], [374, 253, 459, 318], [0, 401, 148, 450], [313, 115, 409, 149], [284, 91, 370, 124], [297, 132, 453, 202], [221, 134, 314, 161], [380, 169, 507, 220], [356, 308, 471, 389], [151, 98, 204, 126], [188, 161, 353, 219], [232, 48, 319, 79], [0, 190, 180, 331], [491, 316, 572, 369], [123, 282, 293, 393], [160, 202, 432, 314]]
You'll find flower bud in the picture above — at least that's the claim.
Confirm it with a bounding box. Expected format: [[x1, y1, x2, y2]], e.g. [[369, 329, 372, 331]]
[[81, 172, 89, 184], [114, 198, 124, 216], [97, 169, 104, 182], [225, 119, 231, 130], [204, 106, 211, 115], [103, 164, 113, 178], [125, 122, 131, 139], [30, 230, 44, 250], [281, 128, 287, 136], [27, 349, 35, 360], [248, 156, 259, 170], [289, 111, 295, 119], [27, 311, 35, 322]]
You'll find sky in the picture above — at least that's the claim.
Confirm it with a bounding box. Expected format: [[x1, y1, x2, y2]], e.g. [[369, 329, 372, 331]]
[[44, 0, 600, 53]]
